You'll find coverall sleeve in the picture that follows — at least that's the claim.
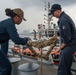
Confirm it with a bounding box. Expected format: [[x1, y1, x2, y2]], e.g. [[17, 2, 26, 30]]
[[60, 20, 71, 44], [6, 23, 28, 45]]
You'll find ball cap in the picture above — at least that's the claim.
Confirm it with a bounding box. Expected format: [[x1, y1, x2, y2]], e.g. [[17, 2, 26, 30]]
[[48, 4, 62, 15], [12, 8, 26, 21]]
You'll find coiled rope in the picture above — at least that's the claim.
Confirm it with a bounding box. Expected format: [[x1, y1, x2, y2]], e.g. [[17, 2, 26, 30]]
[[26, 37, 58, 60]]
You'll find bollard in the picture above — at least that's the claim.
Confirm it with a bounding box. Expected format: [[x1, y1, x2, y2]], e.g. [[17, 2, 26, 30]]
[[9, 57, 21, 75], [18, 62, 39, 75]]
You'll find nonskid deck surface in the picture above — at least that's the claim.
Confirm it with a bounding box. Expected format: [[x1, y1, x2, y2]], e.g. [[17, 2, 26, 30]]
[[8, 52, 76, 75], [8, 53, 58, 75]]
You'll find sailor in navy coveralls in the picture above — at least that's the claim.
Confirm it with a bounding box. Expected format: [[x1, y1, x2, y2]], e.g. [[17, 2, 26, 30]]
[[49, 4, 76, 75], [0, 8, 30, 75]]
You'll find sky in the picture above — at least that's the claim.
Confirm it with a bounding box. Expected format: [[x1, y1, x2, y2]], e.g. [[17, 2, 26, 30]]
[[0, 0, 76, 33]]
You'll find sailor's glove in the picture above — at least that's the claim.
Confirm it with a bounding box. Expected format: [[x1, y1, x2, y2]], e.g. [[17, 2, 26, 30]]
[[25, 37, 32, 41], [26, 37, 32, 47], [28, 37, 32, 41]]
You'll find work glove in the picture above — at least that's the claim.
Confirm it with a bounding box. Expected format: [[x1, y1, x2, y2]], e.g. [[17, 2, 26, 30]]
[[24, 37, 32, 46]]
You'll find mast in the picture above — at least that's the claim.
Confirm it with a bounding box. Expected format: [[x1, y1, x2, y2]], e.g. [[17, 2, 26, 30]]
[[44, 1, 53, 37], [47, 2, 51, 29]]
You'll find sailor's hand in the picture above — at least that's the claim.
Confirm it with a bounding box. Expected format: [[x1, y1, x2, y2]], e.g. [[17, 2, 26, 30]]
[[27, 37, 32, 41], [25, 37, 32, 41], [53, 34, 58, 38], [54, 48, 60, 53], [26, 39, 32, 46], [28, 40, 32, 43]]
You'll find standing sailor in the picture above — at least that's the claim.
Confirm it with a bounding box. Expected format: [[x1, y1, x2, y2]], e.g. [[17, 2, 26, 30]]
[[49, 4, 76, 75], [0, 8, 30, 75]]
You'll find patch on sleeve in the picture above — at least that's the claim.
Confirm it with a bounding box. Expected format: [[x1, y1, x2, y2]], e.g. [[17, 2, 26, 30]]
[[62, 26, 66, 29]]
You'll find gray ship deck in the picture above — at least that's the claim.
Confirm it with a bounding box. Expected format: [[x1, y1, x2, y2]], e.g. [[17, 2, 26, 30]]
[[20, 59, 58, 75], [8, 53, 76, 75], [8, 53, 58, 75]]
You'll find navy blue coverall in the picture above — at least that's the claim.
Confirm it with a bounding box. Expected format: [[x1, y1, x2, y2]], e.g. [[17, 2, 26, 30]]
[[0, 18, 29, 75], [57, 12, 76, 75], [1, 40, 9, 56]]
